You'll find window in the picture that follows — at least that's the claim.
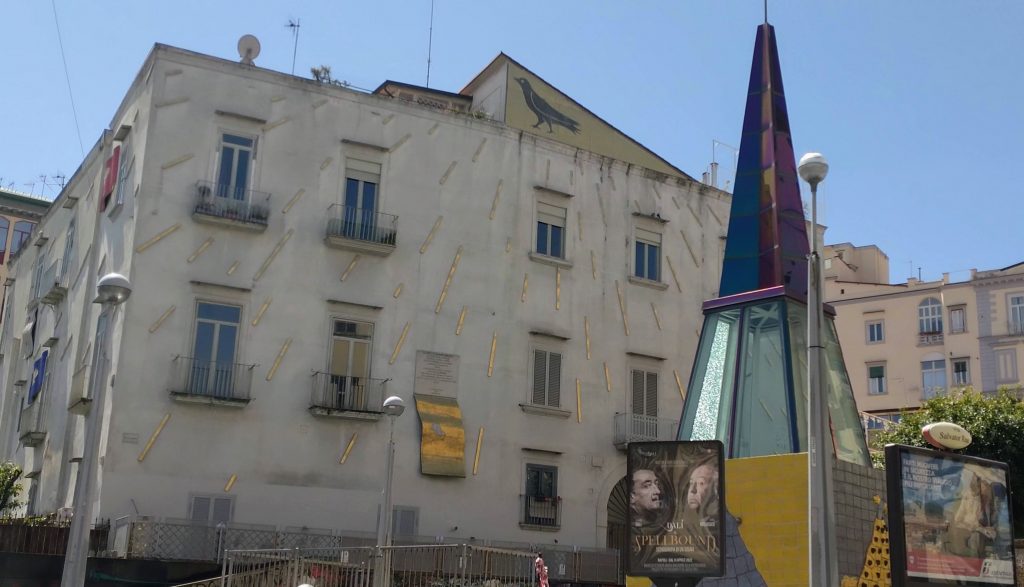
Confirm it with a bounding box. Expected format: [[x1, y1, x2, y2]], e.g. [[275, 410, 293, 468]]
[[634, 229, 662, 282], [61, 218, 75, 279], [112, 137, 134, 211], [100, 145, 120, 212], [189, 494, 233, 523], [952, 358, 970, 386], [11, 221, 34, 256], [631, 369, 658, 418], [392, 506, 419, 537], [949, 306, 965, 334], [921, 359, 947, 399], [918, 298, 942, 334], [996, 349, 1018, 384], [1010, 295, 1024, 335], [531, 349, 562, 408], [536, 202, 566, 258], [189, 302, 242, 396], [868, 364, 886, 395], [0, 217, 9, 264], [216, 133, 256, 200], [866, 320, 884, 344], [326, 319, 373, 411], [340, 159, 382, 241], [523, 464, 559, 527]]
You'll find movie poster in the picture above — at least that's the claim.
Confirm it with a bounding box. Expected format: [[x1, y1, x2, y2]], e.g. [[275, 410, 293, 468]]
[[626, 440, 725, 578], [886, 445, 1016, 586]]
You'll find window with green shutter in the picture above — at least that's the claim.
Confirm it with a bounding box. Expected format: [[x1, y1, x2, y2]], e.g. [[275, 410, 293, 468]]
[[868, 364, 886, 395]]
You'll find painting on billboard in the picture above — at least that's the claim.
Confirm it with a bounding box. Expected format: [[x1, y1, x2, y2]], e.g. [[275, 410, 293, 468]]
[[886, 444, 1016, 586], [627, 440, 725, 579]]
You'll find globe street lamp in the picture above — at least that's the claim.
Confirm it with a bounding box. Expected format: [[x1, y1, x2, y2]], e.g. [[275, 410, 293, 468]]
[[374, 395, 406, 587], [61, 273, 132, 587], [798, 153, 838, 587]]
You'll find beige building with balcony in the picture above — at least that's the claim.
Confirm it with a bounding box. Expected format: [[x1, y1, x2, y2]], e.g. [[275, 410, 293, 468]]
[[825, 242, 1024, 427], [0, 188, 50, 290], [0, 43, 730, 574]]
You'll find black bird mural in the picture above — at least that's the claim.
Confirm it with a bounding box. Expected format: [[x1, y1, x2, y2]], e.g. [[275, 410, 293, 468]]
[[514, 77, 581, 135]]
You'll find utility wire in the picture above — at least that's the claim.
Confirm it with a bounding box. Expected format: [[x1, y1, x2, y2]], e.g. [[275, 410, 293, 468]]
[[51, 0, 85, 157]]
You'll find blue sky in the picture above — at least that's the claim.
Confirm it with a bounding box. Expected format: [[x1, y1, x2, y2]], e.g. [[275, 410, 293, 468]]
[[2, 1, 1021, 283]]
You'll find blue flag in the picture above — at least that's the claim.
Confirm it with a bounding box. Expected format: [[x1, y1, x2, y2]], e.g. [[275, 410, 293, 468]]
[[28, 349, 48, 404]]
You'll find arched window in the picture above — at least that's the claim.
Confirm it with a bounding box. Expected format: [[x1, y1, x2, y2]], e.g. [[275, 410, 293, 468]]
[[918, 298, 943, 334], [11, 221, 34, 256], [0, 217, 9, 264]]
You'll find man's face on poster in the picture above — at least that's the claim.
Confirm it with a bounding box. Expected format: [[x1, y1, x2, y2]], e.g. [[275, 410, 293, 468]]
[[631, 469, 663, 513], [686, 463, 716, 510]]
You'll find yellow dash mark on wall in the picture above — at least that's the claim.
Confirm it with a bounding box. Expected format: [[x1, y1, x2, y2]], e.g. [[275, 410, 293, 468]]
[[149, 306, 176, 333], [608, 173, 617, 191], [584, 317, 591, 359], [420, 216, 443, 254], [160, 154, 193, 170], [393, 283, 404, 299], [665, 256, 682, 292], [339, 432, 358, 464], [707, 206, 724, 227], [604, 362, 612, 393], [186, 237, 214, 263], [224, 474, 237, 492], [650, 303, 663, 331], [135, 223, 181, 253], [591, 250, 597, 280], [155, 97, 189, 109], [472, 138, 487, 162], [427, 122, 440, 135], [653, 185, 662, 200], [674, 370, 686, 401], [489, 180, 502, 220], [487, 331, 497, 377], [270, 95, 286, 103], [545, 160, 551, 183], [672, 195, 681, 210], [266, 338, 292, 381], [389, 322, 411, 365], [686, 201, 703, 227], [595, 184, 608, 227], [320, 157, 333, 171], [577, 212, 583, 241], [251, 298, 272, 327], [381, 114, 395, 125], [455, 306, 467, 335], [505, 238, 512, 253], [390, 133, 411, 152], [312, 98, 328, 109], [340, 255, 361, 281], [262, 117, 289, 132], [137, 413, 171, 462], [472, 427, 484, 475], [226, 261, 240, 275], [521, 274, 529, 302], [282, 188, 304, 213], [439, 161, 458, 185], [555, 268, 561, 310], [576, 379, 582, 423], [434, 246, 463, 313], [569, 170, 574, 186], [253, 229, 293, 282], [680, 230, 700, 266], [614, 280, 630, 336]]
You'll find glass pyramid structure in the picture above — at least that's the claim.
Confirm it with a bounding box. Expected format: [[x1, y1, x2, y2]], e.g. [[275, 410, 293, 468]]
[[677, 24, 870, 466]]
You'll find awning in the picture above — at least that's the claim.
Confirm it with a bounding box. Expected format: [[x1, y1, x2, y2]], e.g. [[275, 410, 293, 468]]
[[414, 394, 466, 477]]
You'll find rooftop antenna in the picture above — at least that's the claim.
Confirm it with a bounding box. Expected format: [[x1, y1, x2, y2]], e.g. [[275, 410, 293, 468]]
[[286, 19, 301, 75], [237, 34, 261, 66], [426, 0, 435, 87], [764, 0, 769, 23]]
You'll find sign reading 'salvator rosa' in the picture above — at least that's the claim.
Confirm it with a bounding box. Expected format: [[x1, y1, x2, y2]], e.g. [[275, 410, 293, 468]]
[[922, 421, 973, 450]]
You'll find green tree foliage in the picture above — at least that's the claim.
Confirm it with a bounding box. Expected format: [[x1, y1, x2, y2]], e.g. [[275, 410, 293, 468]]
[[874, 387, 1024, 534], [0, 462, 23, 516]]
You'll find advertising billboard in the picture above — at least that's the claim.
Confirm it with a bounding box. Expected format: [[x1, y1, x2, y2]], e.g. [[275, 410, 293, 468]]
[[886, 444, 1016, 586], [626, 440, 725, 579]]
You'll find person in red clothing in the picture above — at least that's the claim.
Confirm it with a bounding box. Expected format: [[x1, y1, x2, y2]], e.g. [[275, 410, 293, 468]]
[[535, 553, 549, 587]]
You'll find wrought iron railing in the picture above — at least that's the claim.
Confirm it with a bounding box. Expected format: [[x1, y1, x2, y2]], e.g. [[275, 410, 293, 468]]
[[169, 356, 255, 403], [325, 204, 397, 247], [918, 332, 944, 346], [310, 372, 386, 414], [193, 181, 271, 227], [0, 519, 108, 556], [520, 495, 560, 528], [1010, 320, 1024, 336], [613, 413, 679, 447]]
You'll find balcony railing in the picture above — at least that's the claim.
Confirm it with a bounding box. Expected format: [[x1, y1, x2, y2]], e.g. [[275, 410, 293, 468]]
[[613, 413, 679, 449], [169, 356, 254, 406], [192, 181, 271, 231], [324, 204, 397, 255], [520, 495, 561, 529], [38, 258, 70, 305], [1010, 320, 1024, 336], [19, 392, 47, 447], [309, 372, 386, 418], [918, 332, 944, 346]]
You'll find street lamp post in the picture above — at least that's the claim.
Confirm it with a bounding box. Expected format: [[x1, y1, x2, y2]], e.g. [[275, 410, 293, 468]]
[[374, 395, 406, 587], [61, 273, 132, 587], [798, 153, 838, 587]]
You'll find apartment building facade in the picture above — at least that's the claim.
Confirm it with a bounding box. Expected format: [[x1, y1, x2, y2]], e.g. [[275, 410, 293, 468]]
[[0, 188, 50, 288], [0, 44, 730, 561], [825, 242, 1024, 422]]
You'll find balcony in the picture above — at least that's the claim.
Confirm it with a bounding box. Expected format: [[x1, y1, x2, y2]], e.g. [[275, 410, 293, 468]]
[[309, 372, 386, 420], [1010, 320, 1024, 337], [169, 356, 254, 407], [520, 495, 561, 530], [192, 181, 270, 232], [918, 331, 944, 346], [324, 204, 397, 256], [613, 413, 679, 450], [19, 394, 47, 447], [38, 259, 70, 305]]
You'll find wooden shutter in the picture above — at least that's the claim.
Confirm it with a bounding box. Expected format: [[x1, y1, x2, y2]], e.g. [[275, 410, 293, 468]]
[[212, 497, 232, 523], [533, 350, 547, 405], [547, 352, 561, 407], [631, 370, 645, 415], [190, 496, 211, 522], [645, 372, 658, 417], [392, 508, 418, 536]]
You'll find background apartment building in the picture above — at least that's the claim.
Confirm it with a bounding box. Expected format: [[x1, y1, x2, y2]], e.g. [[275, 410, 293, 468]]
[[0, 43, 730, 568], [825, 242, 1024, 425], [0, 188, 49, 290]]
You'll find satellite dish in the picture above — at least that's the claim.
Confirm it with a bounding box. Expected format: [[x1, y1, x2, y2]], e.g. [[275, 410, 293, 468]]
[[237, 34, 261, 65]]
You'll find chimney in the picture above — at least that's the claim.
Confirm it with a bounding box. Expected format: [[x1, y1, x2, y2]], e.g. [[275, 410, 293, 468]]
[[702, 171, 710, 185], [710, 162, 719, 188], [942, 272, 950, 284]]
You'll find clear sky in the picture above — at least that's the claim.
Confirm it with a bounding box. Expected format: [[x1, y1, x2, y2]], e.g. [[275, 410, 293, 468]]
[[2, 1, 1021, 283]]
